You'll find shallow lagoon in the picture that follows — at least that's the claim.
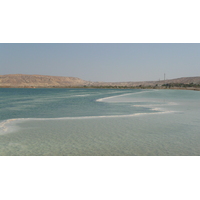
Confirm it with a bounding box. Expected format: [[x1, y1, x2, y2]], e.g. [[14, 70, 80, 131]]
[[1, 88, 200, 156]]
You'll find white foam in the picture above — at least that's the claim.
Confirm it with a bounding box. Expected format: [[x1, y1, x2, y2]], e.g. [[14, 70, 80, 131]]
[[0, 119, 21, 135], [132, 101, 178, 112], [133, 104, 165, 108], [150, 108, 162, 111], [73, 94, 90, 97], [0, 109, 176, 135], [96, 90, 151, 102]]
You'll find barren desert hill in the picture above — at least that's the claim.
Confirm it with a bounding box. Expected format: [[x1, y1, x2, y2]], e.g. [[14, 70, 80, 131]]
[[1, 74, 200, 88], [91, 76, 200, 87], [0, 74, 90, 88], [158, 76, 200, 84]]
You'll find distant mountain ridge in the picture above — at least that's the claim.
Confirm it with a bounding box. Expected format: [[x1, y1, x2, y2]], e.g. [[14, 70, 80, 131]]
[[1, 74, 200, 88], [92, 76, 200, 87]]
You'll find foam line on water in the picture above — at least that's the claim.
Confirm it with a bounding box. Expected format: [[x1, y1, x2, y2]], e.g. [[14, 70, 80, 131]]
[[0, 119, 22, 135], [0, 119, 18, 132], [0, 109, 176, 135], [73, 94, 90, 97], [96, 90, 151, 102], [132, 100, 178, 112]]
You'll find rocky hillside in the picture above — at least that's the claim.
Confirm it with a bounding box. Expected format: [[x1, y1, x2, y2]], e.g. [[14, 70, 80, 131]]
[[91, 77, 200, 87], [0, 74, 90, 88], [1, 74, 200, 88]]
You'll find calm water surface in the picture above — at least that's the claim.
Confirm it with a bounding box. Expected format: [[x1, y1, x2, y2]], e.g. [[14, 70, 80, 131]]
[[0, 88, 200, 156]]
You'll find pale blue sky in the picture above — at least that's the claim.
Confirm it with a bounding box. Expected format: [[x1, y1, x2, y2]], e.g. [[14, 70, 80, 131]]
[[1, 43, 200, 82]]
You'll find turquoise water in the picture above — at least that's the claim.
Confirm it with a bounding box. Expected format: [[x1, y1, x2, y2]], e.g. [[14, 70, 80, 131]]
[[0, 88, 200, 156]]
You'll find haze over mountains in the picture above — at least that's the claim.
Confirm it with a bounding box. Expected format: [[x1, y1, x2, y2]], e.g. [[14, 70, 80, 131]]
[[1, 74, 200, 88]]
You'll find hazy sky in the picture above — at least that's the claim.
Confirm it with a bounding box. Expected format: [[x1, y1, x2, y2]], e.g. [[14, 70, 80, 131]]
[[1, 43, 200, 82]]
